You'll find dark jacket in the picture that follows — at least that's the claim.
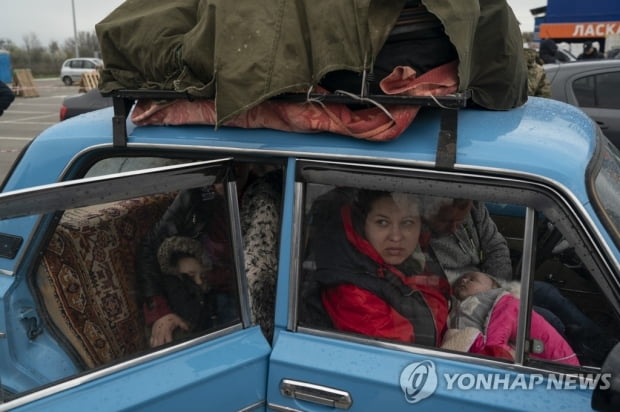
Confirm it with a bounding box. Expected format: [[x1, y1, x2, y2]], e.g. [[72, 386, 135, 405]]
[[539, 39, 567, 64], [135, 169, 282, 327], [136, 186, 228, 299], [0, 81, 14, 115], [135, 185, 235, 325], [162, 275, 219, 331], [577, 49, 605, 60]]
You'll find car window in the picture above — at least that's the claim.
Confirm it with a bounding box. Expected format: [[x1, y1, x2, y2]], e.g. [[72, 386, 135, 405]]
[[295, 161, 619, 372], [0, 160, 250, 400], [595, 72, 620, 109], [83, 60, 96, 70], [573, 71, 620, 109]]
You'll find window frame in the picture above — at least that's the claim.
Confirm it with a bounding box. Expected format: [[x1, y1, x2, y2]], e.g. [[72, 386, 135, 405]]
[[291, 158, 620, 371], [0, 158, 260, 404]]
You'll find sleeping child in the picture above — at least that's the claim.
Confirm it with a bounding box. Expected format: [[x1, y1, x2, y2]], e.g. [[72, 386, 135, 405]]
[[441, 271, 579, 366]]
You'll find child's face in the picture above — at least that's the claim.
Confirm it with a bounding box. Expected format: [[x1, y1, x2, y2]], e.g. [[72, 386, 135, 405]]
[[453, 271, 496, 300], [177, 256, 209, 292]]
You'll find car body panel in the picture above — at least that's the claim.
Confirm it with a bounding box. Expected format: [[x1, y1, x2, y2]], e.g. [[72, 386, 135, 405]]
[[7, 98, 595, 198], [59, 89, 112, 121], [0, 93, 619, 410], [11, 328, 270, 412], [268, 331, 594, 411]]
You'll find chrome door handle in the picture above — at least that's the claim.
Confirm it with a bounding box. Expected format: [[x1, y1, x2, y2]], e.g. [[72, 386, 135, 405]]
[[280, 379, 352, 410]]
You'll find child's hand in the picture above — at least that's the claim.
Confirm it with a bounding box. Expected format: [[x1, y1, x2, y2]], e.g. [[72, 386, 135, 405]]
[[150, 313, 190, 347]]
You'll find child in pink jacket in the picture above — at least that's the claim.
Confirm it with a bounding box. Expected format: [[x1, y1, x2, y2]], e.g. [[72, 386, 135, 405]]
[[442, 271, 580, 366]]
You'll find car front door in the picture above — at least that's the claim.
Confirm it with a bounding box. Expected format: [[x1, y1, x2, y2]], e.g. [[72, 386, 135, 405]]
[[0, 160, 269, 411]]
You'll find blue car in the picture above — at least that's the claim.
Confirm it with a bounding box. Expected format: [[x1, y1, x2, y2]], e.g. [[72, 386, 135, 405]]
[[0, 93, 618, 411]]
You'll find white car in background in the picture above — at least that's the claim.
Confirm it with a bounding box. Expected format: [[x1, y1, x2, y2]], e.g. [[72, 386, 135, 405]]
[[60, 57, 103, 86]]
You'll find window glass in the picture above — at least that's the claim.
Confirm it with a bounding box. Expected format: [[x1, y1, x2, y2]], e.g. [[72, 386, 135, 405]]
[[298, 168, 619, 370], [533, 212, 620, 368], [574, 72, 620, 109], [573, 76, 596, 107], [595, 72, 620, 109], [3, 161, 247, 400], [37, 188, 239, 366]]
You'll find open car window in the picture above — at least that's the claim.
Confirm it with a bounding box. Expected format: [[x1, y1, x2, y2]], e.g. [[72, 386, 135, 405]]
[[0, 159, 251, 402]]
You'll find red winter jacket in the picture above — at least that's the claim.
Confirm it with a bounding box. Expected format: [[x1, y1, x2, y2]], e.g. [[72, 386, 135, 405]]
[[318, 205, 450, 346]]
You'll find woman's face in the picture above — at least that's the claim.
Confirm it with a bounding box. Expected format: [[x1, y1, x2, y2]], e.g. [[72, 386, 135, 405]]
[[364, 195, 421, 265]]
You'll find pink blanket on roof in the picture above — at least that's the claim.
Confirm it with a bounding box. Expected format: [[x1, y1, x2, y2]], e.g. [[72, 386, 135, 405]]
[[131, 61, 459, 142]]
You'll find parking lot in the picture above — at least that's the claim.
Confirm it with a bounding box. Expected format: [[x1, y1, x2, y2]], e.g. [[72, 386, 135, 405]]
[[0, 78, 80, 179]]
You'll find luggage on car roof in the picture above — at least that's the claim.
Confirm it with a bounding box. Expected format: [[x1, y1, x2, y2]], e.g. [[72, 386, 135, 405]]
[[96, 0, 527, 126]]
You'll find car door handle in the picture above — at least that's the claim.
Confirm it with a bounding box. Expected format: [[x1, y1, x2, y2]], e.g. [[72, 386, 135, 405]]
[[280, 379, 353, 409]]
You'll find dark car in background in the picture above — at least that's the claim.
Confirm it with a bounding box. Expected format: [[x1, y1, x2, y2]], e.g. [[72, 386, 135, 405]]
[[544, 59, 620, 148], [59, 89, 112, 121]]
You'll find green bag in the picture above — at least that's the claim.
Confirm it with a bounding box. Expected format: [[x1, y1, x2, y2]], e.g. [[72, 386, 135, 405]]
[[96, 0, 527, 125]]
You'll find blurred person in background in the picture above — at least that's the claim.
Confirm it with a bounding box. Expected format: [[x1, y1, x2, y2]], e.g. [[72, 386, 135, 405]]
[[523, 48, 551, 97], [578, 41, 604, 60], [0, 80, 14, 116]]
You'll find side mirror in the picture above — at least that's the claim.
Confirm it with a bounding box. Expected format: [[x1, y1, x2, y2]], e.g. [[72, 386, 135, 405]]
[[592, 342, 620, 411]]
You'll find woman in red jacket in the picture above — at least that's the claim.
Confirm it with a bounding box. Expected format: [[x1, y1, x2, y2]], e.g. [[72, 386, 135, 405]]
[[307, 189, 450, 346]]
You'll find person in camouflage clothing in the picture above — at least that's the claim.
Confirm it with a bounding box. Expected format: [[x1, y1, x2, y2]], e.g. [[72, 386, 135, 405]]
[[523, 48, 551, 98]]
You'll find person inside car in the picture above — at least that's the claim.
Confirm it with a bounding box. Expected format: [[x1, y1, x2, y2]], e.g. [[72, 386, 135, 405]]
[[0, 80, 14, 116], [443, 270, 580, 366], [154, 236, 234, 340], [306, 189, 450, 346], [135, 163, 282, 347], [421, 196, 616, 364]]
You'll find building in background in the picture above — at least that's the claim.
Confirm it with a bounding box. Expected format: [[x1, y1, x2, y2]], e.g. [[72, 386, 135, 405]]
[[531, 0, 620, 53]]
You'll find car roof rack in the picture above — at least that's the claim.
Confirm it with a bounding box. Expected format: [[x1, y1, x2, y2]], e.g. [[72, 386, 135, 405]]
[[109, 89, 471, 169]]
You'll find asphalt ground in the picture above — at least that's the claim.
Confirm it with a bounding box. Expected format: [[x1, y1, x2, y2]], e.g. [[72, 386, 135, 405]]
[[0, 78, 80, 179]]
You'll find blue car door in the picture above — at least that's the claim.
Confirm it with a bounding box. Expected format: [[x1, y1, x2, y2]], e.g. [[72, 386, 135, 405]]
[[264, 158, 615, 411], [0, 160, 270, 411]]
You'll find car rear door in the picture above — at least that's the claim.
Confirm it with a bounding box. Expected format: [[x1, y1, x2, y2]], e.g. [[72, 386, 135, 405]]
[[264, 158, 615, 411], [564, 66, 620, 148], [0, 160, 269, 411]]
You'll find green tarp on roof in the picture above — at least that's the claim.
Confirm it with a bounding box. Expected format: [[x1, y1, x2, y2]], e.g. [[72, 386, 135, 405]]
[[96, 0, 527, 125]]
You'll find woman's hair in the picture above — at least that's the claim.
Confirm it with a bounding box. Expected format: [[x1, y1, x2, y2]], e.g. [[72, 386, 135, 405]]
[[353, 190, 392, 222], [351, 189, 420, 234]]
